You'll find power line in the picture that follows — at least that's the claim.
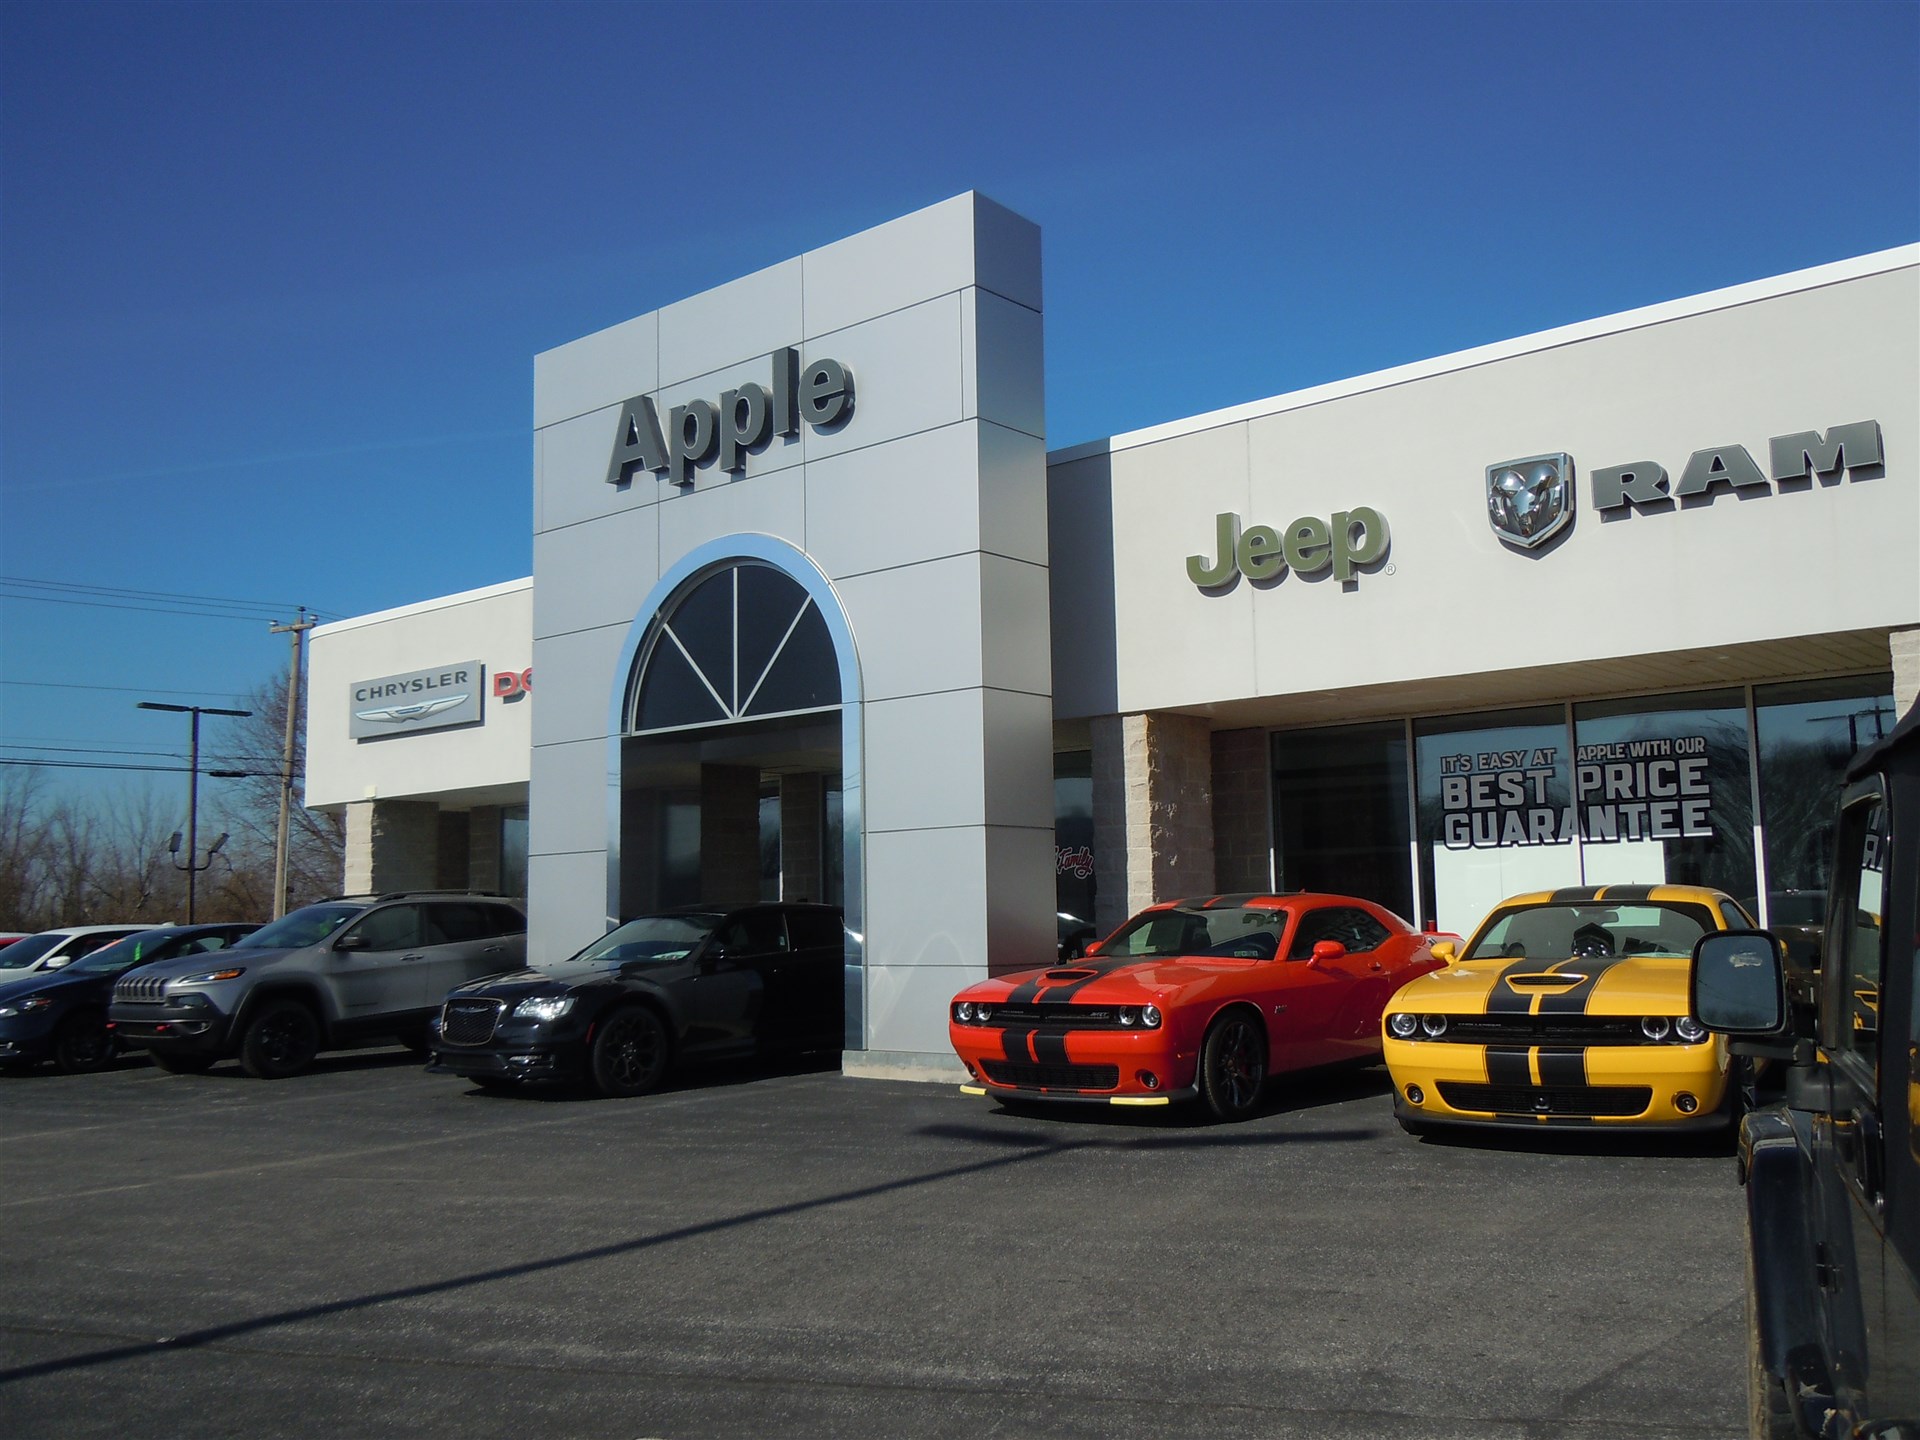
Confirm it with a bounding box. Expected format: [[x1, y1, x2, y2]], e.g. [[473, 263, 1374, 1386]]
[[2, 680, 255, 699], [0, 576, 334, 614]]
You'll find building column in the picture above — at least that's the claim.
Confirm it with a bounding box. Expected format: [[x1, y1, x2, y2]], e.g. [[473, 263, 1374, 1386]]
[[1210, 728, 1271, 894], [699, 764, 760, 907], [343, 799, 442, 895], [1893, 625, 1920, 717], [779, 773, 824, 903], [1091, 712, 1216, 937]]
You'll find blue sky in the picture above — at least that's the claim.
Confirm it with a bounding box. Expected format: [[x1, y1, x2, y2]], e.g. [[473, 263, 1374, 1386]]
[[2, 0, 1916, 806]]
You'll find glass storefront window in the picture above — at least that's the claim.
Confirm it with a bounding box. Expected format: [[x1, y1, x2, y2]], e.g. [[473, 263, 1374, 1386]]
[[1054, 750, 1095, 929], [1414, 707, 1579, 938], [1571, 689, 1754, 897], [1271, 722, 1413, 924], [499, 805, 529, 897], [1751, 676, 1895, 921]]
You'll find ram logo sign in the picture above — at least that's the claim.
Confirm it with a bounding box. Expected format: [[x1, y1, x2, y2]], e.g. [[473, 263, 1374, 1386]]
[[1486, 453, 1574, 549]]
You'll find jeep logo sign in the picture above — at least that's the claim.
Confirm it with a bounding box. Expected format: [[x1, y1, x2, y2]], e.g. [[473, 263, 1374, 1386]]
[[606, 347, 853, 489], [1187, 509, 1391, 589]]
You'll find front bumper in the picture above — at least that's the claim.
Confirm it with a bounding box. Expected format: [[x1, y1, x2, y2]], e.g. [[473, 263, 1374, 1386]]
[[948, 1022, 1200, 1105], [0, 1012, 60, 1063], [107, 1001, 234, 1056], [428, 1039, 586, 1085], [1383, 1033, 1731, 1129]]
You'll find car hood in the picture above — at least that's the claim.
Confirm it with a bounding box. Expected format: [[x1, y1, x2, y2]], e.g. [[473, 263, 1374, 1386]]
[[123, 945, 303, 980], [1391, 953, 1693, 1015], [0, 966, 112, 1002], [957, 954, 1264, 1004], [451, 959, 642, 996]]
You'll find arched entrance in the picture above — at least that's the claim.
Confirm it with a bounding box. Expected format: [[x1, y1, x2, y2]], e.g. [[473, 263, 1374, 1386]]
[[606, 537, 864, 1051]]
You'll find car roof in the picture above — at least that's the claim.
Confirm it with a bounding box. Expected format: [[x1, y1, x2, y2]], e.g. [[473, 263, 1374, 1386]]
[[27, 923, 163, 938], [1489, 884, 1735, 908]]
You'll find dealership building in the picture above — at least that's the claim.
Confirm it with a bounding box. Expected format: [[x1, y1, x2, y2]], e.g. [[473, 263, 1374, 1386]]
[[305, 195, 1919, 1082]]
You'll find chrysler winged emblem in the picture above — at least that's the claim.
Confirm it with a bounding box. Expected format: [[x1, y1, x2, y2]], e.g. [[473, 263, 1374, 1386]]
[[1486, 453, 1574, 549], [354, 694, 469, 725]]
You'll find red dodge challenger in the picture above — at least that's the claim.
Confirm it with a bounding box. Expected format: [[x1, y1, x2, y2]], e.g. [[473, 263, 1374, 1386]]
[[950, 893, 1453, 1120]]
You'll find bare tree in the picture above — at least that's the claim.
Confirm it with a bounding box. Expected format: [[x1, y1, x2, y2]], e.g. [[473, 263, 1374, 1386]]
[[210, 675, 345, 910]]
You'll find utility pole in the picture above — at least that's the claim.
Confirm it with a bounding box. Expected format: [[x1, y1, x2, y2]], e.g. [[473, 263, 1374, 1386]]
[[137, 702, 252, 922], [269, 609, 317, 919]]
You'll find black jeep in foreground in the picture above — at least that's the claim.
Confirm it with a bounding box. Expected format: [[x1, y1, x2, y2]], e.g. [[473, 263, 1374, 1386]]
[[1693, 699, 1919, 1438]]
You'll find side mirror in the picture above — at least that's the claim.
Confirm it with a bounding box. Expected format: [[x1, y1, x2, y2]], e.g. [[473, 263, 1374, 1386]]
[[333, 933, 369, 952], [701, 943, 733, 972], [1690, 930, 1786, 1035], [44, 956, 71, 969], [1083, 940, 1103, 957], [1429, 940, 1458, 964], [1309, 940, 1347, 965]]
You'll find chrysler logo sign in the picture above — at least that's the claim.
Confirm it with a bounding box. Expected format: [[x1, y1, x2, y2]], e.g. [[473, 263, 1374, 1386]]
[[1486, 454, 1573, 549], [349, 662, 485, 741]]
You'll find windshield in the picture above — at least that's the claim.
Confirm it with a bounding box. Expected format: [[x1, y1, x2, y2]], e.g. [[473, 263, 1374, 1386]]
[[1099, 907, 1286, 960], [1464, 902, 1718, 962], [0, 933, 65, 970], [573, 914, 723, 965], [236, 904, 360, 950], [66, 930, 180, 975]]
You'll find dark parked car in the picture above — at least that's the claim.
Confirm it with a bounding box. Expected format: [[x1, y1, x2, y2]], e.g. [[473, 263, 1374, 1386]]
[[430, 903, 844, 1098], [1, 924, 257, 1074], [1694, 698, 1919, 1438]]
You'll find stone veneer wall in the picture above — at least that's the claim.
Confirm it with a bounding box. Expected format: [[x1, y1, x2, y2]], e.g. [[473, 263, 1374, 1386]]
[[1893, 625, 1920, 716], [1090, 712, 1215, 935], [343, 799, 442, 894]]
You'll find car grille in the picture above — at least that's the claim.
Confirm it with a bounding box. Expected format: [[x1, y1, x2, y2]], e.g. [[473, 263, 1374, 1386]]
[[978, 1003, 1134, 1030], [441, 998, 506, 1046], [113, 974, 171, 1003], [1437, 1082, 1654, 1118], [1424, 1017, 1663, 1045], [981, 1060, 1120, 1091]]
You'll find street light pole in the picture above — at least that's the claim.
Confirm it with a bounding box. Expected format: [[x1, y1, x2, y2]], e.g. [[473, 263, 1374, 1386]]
[[138, 701, 252, 922]]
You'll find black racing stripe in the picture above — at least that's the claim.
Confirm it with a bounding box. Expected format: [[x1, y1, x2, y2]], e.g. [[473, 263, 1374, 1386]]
[[1032, 1033, 1071, 1066], [1035, 954, 1145, 1003], [1537, 1048, 1587, 1087], [1487, 956, 1547, 1014], [1551, 886, 1603, 902], [1485, 1047, 1532, 1086], [1006, 979, 1044, 1003], [1535, 955, 1630, 1014], [1597, 884, 1653, 902], [1001, 1027, 1039, 1063]]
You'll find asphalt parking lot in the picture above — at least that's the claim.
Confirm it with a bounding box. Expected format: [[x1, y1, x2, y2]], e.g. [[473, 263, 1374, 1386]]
[[0, 1050, 1744, 1439]]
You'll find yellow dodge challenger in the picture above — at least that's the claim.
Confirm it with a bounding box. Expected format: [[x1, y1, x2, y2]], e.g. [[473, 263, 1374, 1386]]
[[1382, 884, 1755, 1134]]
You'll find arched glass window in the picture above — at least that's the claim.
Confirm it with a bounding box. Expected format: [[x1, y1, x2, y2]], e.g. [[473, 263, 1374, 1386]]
[[627, 562, 840, 735]]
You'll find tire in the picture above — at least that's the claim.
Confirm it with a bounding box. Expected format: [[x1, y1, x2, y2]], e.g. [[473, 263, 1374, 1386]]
[[589, 1006, 670, 1098], [52, 1013, 117, 1074], [148, 1050, 216, 1075], [1199, 1011, 1268, 1122], [238, 999, 322, 1079], [395, 1024, 432, 1057], [1746, 1238, 1795, 1438]]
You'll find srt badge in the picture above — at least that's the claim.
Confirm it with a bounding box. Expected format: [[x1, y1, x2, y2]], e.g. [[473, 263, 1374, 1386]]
[[1486, 453, 1574, 549]]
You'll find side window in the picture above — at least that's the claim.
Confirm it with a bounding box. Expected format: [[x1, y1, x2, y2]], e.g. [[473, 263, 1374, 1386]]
[[182, 935, 230, 955], [1824, 789, 1887, 1075], [345, 905, 424, 951], [68, 933, 122, 961], [1342, 910, 1392, 952], [1289, 909, 1342, 959], [786, 910, 841, 950], [426, 904, 492, 945], [717, 910, 789, 956], [485, 905, 527, 937]]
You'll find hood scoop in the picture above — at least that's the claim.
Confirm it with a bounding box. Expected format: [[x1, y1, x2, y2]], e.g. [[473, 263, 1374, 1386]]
[[1042, 967, 1098, 982], [1506, 972, 1587, 987]]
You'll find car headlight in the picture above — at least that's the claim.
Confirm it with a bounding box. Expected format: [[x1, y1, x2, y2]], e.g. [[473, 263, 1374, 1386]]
[[954, 1001, 974, 1023], [179, 968, 245, 984], [1118, 1006, 1137, 1026], [1674, 1015, 1706, 1043], [1139, 1004, 1161, 1029], [974, 1005, 991, 1024], [1387, 1012, 1418, 1038], [1641, 1015, 1672, 1041], [512, 995, 575, 1023], [0, 995, 53, 1017], [1420, 1014, 1449, 1038]]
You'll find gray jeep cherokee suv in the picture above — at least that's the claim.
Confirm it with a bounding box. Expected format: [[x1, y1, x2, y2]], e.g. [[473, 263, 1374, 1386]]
[[109, 892, 526, 1078]]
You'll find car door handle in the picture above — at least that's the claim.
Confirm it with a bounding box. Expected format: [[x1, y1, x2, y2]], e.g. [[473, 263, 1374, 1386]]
[[401, 953, 425, 962], [482, 944, 505, 954]]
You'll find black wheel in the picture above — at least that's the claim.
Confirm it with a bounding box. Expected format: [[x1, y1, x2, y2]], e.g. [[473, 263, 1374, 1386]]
[[1199, 1011, 1267, 1121], [52, 1013, 117, 1074], [1746, 1240, 1795, 1438], [148, 1050, 216, 1075], [589, 1006, 670, 1098], [239, 999, 322, 1079]]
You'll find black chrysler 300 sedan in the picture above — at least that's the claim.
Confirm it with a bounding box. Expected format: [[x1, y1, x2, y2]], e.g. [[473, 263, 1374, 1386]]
[[428, 904, 845, 1097]]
